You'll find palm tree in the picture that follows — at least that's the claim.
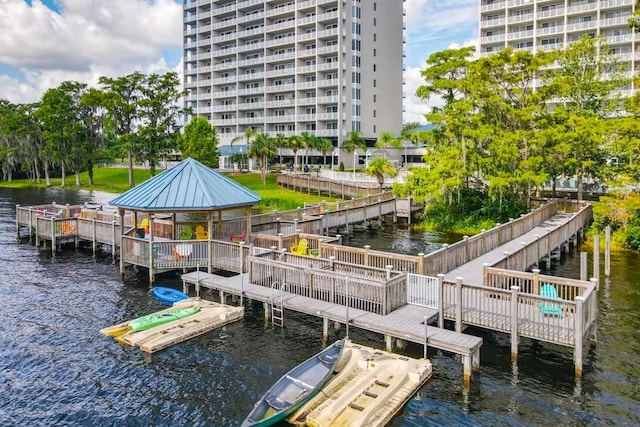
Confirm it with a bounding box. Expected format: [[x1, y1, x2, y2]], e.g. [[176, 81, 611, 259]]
[[366, 157, 398, 191], [314, 137, 335, 167], [273, 132, 287, 166], [374, 131, 401, 157], [287, 135, 306, 173], [299, 131, 315, 167], [248, 133, 277, 185], [341, 131, 367, 174], [231, 126, 257, 170]]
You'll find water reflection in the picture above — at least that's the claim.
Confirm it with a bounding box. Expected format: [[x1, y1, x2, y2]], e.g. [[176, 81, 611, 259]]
[[1, 188, 640, 426]]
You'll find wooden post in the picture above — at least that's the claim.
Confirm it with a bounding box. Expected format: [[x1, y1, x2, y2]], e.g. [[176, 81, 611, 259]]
[[503, 251, 510, 270], [455, 277, 463, 333], [532, 269, 540, 295], [364, 245, 370, 266], [15, 204, 20, 238], [423, 315, 428, 359], [574, 296, 584, 377], [510, 285, 520, 361], [534, 234, 540, 268], [345, 207, 350, 235], [417, 252, 424, 275], [377, 197, 382, 227], [442, 244, 449, 274], [112, 221, 117, 259], [50, 218, 56, 256], [437, 274, 444, 328], [385, 335, 393, 352], [580, 252, 588, 281], [207, 212, 213, 274], [92, 218, 97, 257], [323, 317, 329, 341], [119, 209, 125, 278], [148, 214, 155, 285], [593, 234, 600, 281], [463, 235, 469, 262], [605, 225, 611, 278], [520, 242, 526, 271]]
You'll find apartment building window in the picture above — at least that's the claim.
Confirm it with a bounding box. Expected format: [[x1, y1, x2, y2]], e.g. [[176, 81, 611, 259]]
[[373, 94, 376, 102], [350, 121, 360, 131], [326, 89, 338, 96], [373, 110, 376, 118], [275, 125, 286, 132], [374, 33, 376, 42], [373, 18, 377, 26], [305, 91, 315, 98], [221, 114, 233, 119], [327, 122, 338, 130], [373, 79, 376, 88], [511, 9, 532, 16], [305, 60, 316, 66], [352, 23, 361, 35], [352, 88, 361, 99], [305, 28, 316, 34], [275, 109, 286, 116], [326, 24, 337, 29], [515, 41, 533, 48], [305, 43, 316, 49], [373, 64, 376, 72], [326, 106, 337, 113], [352, 56, 361, 67], [305, 124, 316, 130], [352, 105, 361, 115], [352, 72, 361, 84], [306, 76, 316, 82], [541, 38, 560, 45], [373, 48, 377, 57], [305, 12, 316, 17], [306, 107, 316, 114], [326, 40, 338, 46], [352, 40, 361, 51], [246, 112, 255, 118]]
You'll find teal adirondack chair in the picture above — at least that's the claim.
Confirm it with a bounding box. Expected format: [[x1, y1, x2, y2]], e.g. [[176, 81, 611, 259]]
[[539, 283, 563, 318]]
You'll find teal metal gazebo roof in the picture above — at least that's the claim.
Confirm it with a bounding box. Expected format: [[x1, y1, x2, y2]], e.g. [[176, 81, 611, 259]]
[[109, 158, 261, 211]]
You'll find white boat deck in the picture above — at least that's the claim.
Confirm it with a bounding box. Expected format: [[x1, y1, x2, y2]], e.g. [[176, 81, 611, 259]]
[[289, 340, 432, 427]]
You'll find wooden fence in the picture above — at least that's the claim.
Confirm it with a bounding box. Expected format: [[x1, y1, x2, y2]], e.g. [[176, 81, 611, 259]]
[[248, 250, 407, 315]]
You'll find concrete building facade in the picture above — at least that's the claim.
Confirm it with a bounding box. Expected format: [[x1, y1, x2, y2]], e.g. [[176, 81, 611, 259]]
[[183, 0, 406, 168], [479, 0, 638, 96]]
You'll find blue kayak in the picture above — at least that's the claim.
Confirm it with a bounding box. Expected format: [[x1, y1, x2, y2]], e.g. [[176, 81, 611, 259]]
[[153, 286, 189, 306]]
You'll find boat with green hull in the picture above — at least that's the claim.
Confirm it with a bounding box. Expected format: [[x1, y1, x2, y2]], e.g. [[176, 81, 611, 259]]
[[241, 339, 346, 427]]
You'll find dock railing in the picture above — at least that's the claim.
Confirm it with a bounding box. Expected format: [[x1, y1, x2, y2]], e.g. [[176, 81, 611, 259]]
[[248, 250, 407, 315]]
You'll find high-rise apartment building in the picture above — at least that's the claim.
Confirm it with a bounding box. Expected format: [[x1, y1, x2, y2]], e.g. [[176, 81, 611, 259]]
[[479, 0, 638, 95], [182, 0, 405, 163]]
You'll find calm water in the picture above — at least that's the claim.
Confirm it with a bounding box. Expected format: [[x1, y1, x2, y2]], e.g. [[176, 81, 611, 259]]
[[1, 187, 639, 426]]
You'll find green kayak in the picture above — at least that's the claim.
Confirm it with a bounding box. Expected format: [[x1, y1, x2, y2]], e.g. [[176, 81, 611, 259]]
[[128, 306, 200, 332]]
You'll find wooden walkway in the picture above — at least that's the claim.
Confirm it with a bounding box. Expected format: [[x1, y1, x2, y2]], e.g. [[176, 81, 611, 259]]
[[444, 213, 575, 284], [181, 271, 483, 382]]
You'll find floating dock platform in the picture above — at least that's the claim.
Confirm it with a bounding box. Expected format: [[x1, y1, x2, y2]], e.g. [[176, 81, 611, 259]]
[[100, 298, 244, 353], [289, 341, 432, 427]]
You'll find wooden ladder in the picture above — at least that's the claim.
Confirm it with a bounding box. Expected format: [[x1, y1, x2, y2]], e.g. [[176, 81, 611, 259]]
[[271, 281, 287, 327]]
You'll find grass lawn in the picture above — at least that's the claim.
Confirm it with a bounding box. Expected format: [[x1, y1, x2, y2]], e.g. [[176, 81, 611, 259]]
[[1, 168, 338, 211]]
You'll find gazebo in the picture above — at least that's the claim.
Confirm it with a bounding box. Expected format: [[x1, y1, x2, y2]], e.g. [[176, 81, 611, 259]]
[[109, 158, 261, 283]]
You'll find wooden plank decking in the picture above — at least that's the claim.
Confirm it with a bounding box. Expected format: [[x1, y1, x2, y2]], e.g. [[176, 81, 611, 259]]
[[444, 213, 575, 284], [181, 271, 483, 359]]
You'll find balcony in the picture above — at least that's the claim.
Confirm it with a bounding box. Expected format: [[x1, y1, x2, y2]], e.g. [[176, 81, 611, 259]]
[[600, 0, 635, 9], [507, 30, 533, 41], [481, 34, 506, 44], [481, 18, 506, 28], [538, 8, 565, 19], [480, 1, 506, 13]]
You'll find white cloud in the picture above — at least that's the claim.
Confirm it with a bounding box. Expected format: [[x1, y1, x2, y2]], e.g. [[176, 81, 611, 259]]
[[402, 38, 478, 125], [0, 0, 182, 102]]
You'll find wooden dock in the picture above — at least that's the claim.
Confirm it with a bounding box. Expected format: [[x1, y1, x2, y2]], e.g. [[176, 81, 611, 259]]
[[289, 341, 432, 427], [181, 271, 482, 382], [100, 298, 244, 353]]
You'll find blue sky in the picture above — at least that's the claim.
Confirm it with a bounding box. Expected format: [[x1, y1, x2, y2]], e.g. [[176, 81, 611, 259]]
[[0, 0, 478, 123]]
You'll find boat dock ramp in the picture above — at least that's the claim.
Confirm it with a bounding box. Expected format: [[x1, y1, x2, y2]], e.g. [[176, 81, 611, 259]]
[[100, 298, 244, 353], [289, 340, 432, 427]]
